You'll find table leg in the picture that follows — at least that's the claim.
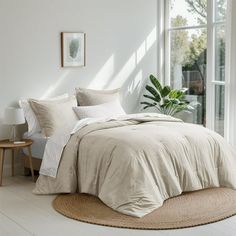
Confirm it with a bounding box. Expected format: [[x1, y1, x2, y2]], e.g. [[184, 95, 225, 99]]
[[27, 146, 35, 182], [0, 148, 5, 186], [11, 149, 14, 177]]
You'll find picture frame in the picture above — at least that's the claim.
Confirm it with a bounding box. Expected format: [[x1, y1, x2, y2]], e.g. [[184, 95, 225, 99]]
[[61, 32, 86, 67]]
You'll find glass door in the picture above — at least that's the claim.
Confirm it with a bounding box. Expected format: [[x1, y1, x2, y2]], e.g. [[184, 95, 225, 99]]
[[165, 0, 227, 136]]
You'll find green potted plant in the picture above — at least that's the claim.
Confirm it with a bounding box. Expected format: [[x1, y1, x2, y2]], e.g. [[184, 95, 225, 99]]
[[141, 75, 199, 116]]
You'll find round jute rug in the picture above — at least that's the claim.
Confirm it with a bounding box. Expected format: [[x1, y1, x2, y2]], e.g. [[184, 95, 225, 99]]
[[53, 188, 236, 230]]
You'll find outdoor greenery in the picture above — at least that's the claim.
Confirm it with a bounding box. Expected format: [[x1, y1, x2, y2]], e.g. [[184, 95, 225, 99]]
[[142, 0, 226, 124], [171, 0, 226, 75], [170, 12, 207, 79], [186, 0, 226, 24]]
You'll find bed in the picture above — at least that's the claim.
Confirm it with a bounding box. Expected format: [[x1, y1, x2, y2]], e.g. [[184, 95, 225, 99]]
[[19, 89, 236, 218], [22, 132, 46, 173]]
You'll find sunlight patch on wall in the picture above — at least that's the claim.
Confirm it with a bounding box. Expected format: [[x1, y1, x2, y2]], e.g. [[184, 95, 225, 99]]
[[107, 53, 136, 89], [88, 55, 114, 89], [121, 70, 144, 113], [137, 41, 146, 64], [146, 27, 157, 51], [40, 71, 70, 99], [106, 26, 157, 89], [128, 70, 143, 93]]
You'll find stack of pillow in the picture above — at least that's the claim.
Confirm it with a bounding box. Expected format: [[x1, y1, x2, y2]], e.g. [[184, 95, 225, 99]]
[[19, 88, 126, 138], [73, 88, 125, 119]]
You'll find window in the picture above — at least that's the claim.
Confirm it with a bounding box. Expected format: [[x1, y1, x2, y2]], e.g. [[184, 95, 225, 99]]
[[165, 0, 227, 136]]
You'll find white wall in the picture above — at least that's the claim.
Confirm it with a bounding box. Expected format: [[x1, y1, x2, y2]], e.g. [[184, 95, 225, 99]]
[[0, 0, 158, 174]]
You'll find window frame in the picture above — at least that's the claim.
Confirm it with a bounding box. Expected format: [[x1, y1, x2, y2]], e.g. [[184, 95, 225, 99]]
[[162, 0, 227, 134]]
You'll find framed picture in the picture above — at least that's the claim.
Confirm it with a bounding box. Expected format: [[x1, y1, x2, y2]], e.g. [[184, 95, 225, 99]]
[[61, 32, 86, 67]]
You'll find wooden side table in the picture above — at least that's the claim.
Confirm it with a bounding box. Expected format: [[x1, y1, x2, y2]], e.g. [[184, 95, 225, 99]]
[[0, 139, 34, 186]]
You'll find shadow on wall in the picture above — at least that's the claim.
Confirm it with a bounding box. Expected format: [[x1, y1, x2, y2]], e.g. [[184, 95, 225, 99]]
[[39, 26, 157, 114]]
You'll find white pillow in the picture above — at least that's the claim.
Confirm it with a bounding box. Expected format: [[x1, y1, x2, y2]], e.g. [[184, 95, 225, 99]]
[[75, 88, 120, 106], [30, 96, 78, 137], [19, 94, 69, 135], [73, 100, 126, 119]]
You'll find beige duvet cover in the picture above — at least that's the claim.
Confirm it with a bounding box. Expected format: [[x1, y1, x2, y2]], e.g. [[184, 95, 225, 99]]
[[34, 116, 236, 217]]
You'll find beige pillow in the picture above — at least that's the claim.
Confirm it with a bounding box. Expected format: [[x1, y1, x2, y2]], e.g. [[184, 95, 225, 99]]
[[30, 96, 78, 137], [75, 88, 120, 106], [19, 94, 69, 135]]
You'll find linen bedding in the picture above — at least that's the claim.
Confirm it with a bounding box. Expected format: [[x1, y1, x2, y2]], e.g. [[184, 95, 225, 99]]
[[34, 113, 236, 217]]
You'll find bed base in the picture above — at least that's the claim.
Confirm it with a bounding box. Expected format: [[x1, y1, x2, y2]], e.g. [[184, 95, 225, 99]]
[[22, 155, 42, 175]]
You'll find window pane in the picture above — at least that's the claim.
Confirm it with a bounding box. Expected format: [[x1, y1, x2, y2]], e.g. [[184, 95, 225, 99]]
[[215, 0, 227, 22], [170, 0, 207, 27], [170, 28, 207, 125], [215, 85, 225, 136], [215, 25, 225, 81]]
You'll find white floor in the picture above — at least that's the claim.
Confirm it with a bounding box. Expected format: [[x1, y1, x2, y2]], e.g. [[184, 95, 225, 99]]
[[0, 176, 236, 236]]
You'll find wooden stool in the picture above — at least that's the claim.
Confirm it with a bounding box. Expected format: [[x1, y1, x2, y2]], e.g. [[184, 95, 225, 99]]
[[0, 139, 34, 186]]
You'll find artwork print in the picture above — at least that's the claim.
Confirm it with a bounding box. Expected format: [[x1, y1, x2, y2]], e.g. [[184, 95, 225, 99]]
[[61, 32, 86, 67]]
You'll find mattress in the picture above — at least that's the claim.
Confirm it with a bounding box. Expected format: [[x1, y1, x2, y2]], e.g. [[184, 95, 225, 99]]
[[23, 132, 48, 159]]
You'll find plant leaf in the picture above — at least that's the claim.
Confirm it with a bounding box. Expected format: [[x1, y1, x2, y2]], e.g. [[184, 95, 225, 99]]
[[140, 101, 156, 107], [145, 85, 161, 101], [143, 94, 161, 103], [150, 75, 162, 92], [141, 101, 156, 110], [169, 90, 178, 98], [161, 86, 171, 97]]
